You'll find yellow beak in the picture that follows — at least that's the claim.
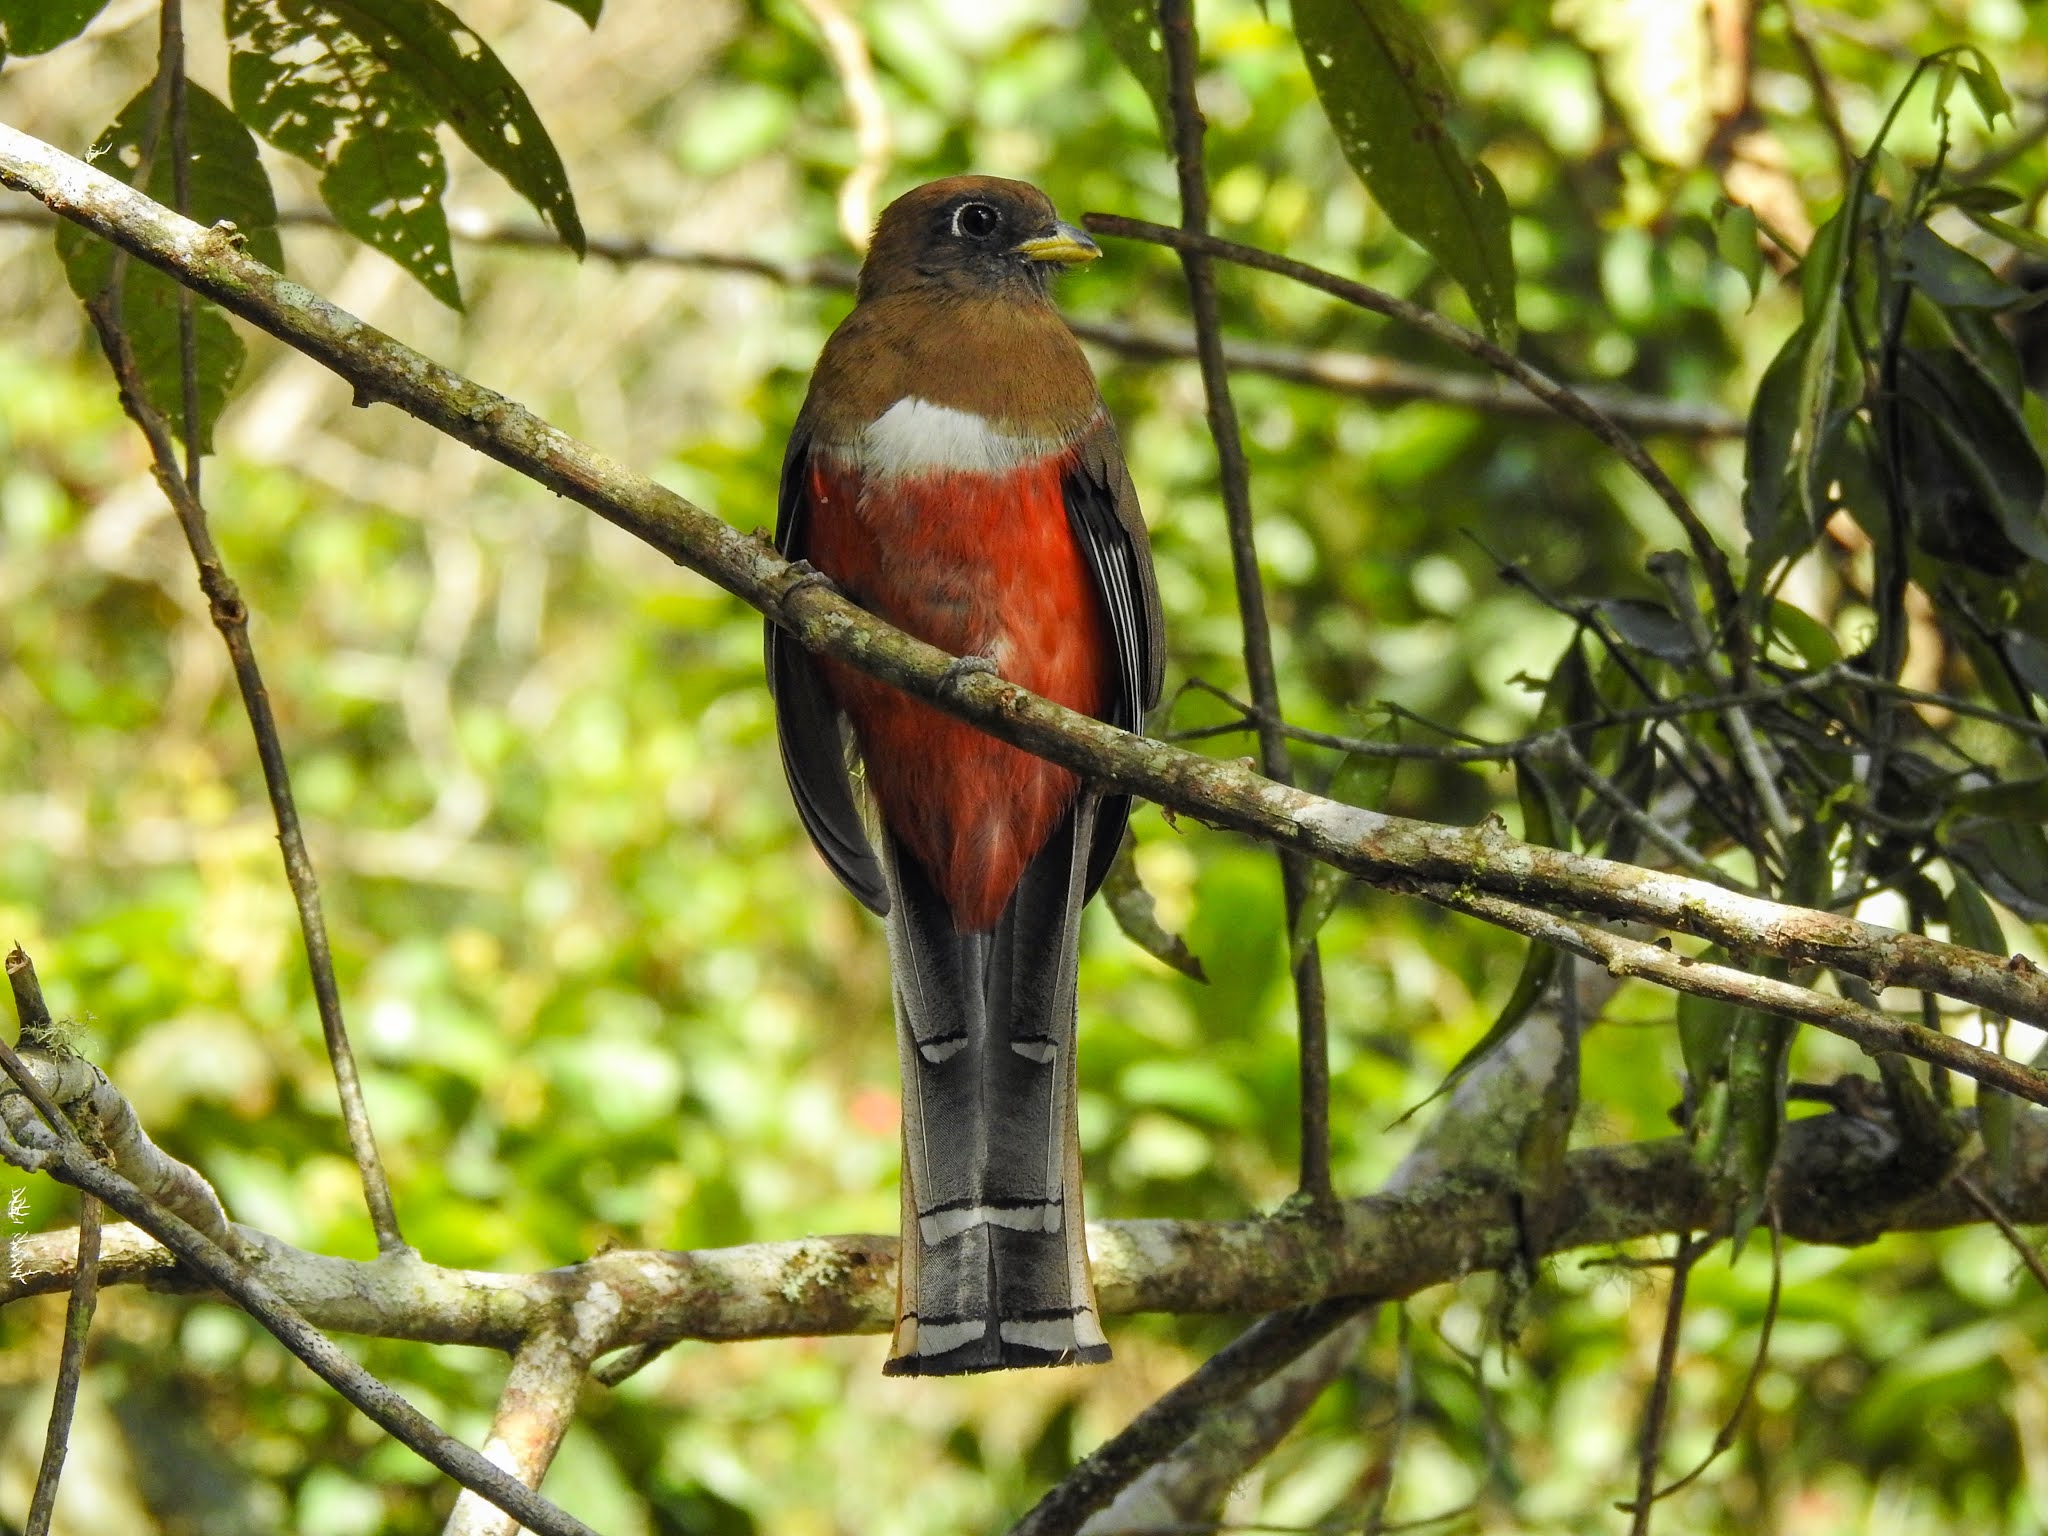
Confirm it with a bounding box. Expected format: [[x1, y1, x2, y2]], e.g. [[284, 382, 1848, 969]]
[[1012, 221, 1101, 265]]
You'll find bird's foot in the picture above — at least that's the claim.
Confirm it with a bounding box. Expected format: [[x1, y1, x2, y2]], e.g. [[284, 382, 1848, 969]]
[[940, 652, 1000, 693], [781, 559, 840, 602]]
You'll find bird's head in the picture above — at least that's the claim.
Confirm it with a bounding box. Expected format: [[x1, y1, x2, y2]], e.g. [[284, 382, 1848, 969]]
[[855, 175, 1100, 303]]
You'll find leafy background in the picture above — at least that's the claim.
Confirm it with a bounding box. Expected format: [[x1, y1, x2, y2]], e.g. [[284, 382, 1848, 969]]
[[2, 0, 2048, 1531]]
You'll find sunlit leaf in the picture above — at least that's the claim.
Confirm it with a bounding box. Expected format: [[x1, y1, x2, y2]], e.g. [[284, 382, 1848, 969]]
[[1089, 0, 1172, 139], [0, 0, 107, 56], [1292, 0, 1516, 341], [1102, 834, 1208, 983], [1712, 200, 1762, 308]]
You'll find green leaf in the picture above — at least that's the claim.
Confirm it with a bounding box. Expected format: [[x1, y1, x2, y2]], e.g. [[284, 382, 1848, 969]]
[[1953, 49, 2013, 127], [1947, 819, 2048, 923], [1897, 224, 2023, 310], [1291, 714, 1400, 968], [1292, 0, 1516, 342], [1675, 954, 1737, 1094], [1767, 599, 1841, 669], [1712, 200, 1762, 308], [1959, 207, 2048, 262], [1596, 597, 1695, 663], [226, 0, 584, 308], [1794, 210, 1854, 539], [1948, 870, 2013, 1190], [1743, 325, 1813, 562], [1936, 184, 2023, 214], [57, 80, 282, 456], [1896, 349, 2048, 570], [1723, 1007, 1793, 1253], [0, 0, 109, 56], [1090, 0, 1172, 139], [2001, 629, 2048, 702], [1102, 835, 1208, 983]]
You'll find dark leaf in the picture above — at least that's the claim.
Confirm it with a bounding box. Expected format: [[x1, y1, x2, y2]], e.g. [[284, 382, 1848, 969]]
[[1597, 597, 1695, 663], [1951, 776, 2048, 823], [1102, 835, 1208, 983], [2001, 629, 2048, 701], [1291, 0, 1516, 341], [0, 0, 108, 55], [1896, 349, 2048, 570], [1936, 185, 2023, 214], [1292, 715, 1400, 968], [1948, 818, 2048, 923], [544, 0, 602, 23], [1722, 1008, 1793, 1253], [1897, 223, 2023, 310], [57, 81, 282, 456], [1712, 200, 1762, 308], [1743, 325, 1815, 561], [1089, 0, 1172, 139]]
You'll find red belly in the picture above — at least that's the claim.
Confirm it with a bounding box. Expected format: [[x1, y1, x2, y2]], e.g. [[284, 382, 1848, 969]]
[[805, 454, 1109, 931]]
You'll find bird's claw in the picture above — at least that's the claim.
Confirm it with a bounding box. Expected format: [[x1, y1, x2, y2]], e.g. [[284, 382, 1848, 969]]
[[782, 559, 840, 602], [941, 653, 1000, 692]]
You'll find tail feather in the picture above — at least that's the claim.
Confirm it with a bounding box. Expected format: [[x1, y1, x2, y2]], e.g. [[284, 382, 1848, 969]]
[[883, 798, 1110, 1376]]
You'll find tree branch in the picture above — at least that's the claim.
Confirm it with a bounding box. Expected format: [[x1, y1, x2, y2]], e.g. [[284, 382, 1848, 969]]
[[2, 128, 2042, 1083]]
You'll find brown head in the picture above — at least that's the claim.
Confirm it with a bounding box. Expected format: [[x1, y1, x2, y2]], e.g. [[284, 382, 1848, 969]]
[[856, 175, 1100, 304]]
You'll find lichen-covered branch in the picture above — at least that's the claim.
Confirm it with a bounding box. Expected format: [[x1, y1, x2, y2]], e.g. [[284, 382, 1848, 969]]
[[5, 1106, 2033, 1348]]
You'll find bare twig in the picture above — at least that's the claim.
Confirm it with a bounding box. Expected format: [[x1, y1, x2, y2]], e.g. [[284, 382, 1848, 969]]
[[445, 1330, 594, 1536], [5, 945, 55, 1047], [1009, 1297, 1376, 1536], [1159, 0, 1333, 1205], [1954, 1173, 2048, 1297], [79, 289, 405, 1255], [24, 1195, 99, 1536], [1410, 881, 2048, 1105], [1627, 1232, 1704, 1536], [1083, 213, 1740, 633], [790, 0, 892, 250], [1620, 1213, 1783, 1512]]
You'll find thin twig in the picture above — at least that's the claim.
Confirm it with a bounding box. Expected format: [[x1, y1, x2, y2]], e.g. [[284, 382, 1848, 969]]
[[1627, 1232, 1704, 1536], [1158, 0, 1334, 1205], [1954, 1173, 2048, 1297], [1410, 881, 2048, 1106], [1084, 213, 1740, 634], [1619, 1211, 1782, 1511], [80, 291, 406, 1255], [1778, 3, 1856, 185], [1008, 1297, 1374, 1536], [789, 0, 891, 250], [24, 1194, 99, 1536], [160, 0, 201, 494]]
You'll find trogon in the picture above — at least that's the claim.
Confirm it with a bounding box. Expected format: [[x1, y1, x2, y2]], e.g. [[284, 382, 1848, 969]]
[[768, 176, 1163, 1374]]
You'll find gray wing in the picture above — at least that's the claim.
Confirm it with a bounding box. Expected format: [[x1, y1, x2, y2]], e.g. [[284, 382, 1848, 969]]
[[766, 421, 889, 914], [1063, 414, 1165, 900]]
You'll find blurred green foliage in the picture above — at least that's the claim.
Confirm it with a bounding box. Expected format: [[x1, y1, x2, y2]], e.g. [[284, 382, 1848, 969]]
[[3, 0, 2048, 1532]]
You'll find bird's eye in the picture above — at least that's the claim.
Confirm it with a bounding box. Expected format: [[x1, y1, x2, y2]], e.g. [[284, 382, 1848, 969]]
[[952, 201, 1001, 240]]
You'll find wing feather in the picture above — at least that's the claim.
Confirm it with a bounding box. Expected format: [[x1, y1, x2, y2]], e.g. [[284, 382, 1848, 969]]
[[1063, 415, 1164, 898], [767, 423, 890, 913]]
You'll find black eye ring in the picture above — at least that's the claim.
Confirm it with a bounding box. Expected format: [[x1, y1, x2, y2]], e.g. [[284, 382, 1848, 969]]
[[951, 201, 1001, 240]]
